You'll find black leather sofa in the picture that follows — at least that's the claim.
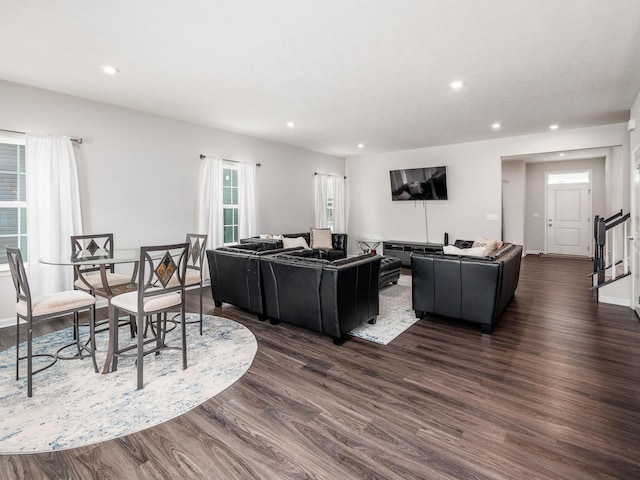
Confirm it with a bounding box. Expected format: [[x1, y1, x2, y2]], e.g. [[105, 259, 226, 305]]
[[260, 253, 381, 344], [206, 243, 305, 319], [411, 242, 522, 333], [240, 232, 348, 260]]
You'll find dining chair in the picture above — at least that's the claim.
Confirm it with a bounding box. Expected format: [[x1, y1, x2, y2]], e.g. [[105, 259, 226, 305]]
[[168, 233, 208, 334], [70, 233, 136, 337], [6, 247, 98, 397], [108, 242, 189, 389]]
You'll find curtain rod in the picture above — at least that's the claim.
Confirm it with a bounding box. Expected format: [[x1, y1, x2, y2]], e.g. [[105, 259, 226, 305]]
[[314, 171, 347, 179], [199, 154, 260, 166], [0, 128, 82, 144]]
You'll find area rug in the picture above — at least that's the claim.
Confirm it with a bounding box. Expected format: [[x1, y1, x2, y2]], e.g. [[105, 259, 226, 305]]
[[0, 314, 257, 454], [348, 274, 418, 345]]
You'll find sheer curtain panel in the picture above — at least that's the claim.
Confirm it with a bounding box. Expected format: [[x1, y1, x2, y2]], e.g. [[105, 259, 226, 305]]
[[238, 162, 257, 240], [26, 133, 83, 295], [314, 173, 345, 232], [197, 155, 224, 249], [332, 175, 346, 233], [314, 174, 329, 228]]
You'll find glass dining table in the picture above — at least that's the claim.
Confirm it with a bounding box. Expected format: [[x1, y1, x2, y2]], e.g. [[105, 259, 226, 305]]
[[40, 249, 140, 373]]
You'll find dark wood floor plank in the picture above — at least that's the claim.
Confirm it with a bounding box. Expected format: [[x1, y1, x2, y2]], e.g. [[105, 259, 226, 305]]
[[1, 254, 640, 479]]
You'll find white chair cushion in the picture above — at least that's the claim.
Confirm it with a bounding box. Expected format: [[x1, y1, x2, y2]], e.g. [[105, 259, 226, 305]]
[[166, 270, 201, 288], [111, 290, 182, 313], [17, 290, 95, 317], [75, 272, 131, 289]]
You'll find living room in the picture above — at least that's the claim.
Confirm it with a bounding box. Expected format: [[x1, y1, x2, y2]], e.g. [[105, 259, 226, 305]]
[[1, 1, 640, 478]]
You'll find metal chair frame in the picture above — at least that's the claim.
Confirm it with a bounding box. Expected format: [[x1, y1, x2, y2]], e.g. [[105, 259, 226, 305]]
[[70, 233, 137, 337], [108, 242, 189, 389], [184, 233, 208, 334], [6, 247, 98, 397]]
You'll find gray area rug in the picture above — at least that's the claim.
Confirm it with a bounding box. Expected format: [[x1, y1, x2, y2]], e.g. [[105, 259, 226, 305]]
[[0, 314, 257, 454], [348, 274, 418, 344]]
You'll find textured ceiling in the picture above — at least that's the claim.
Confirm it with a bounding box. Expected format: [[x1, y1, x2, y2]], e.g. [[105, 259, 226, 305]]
[[1, 0, 640, 157]]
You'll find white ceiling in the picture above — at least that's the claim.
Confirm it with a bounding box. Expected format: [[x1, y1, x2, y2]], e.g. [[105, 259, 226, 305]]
[[1, 0, 640, 157]]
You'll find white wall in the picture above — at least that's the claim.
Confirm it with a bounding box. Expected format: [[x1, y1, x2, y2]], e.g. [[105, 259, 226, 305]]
[[501, 160, 526, 246], [346, 123, 629, 256], [0, 80, 343, 321]]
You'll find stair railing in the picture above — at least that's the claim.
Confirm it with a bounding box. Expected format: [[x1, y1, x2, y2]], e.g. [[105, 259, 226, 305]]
[[592, 209, 631, 289]]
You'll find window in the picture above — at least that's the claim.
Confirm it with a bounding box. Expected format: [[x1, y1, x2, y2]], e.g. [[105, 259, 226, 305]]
[[0, 136, 27, 268], [222, 166, 238, 244], [547, 171, 590, 185]]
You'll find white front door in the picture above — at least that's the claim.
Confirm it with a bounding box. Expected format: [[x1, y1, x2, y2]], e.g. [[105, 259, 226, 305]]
[[546, 183, 591, 256]]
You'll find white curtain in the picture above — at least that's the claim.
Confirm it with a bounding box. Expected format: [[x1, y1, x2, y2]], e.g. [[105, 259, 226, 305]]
[[26, 133, 83, 296], [238, 162, 257, 239], [333, 175, 346, 233], [314, 173, 346, 232], [314, 174, 329, 228], [196, 155, 224, 249]]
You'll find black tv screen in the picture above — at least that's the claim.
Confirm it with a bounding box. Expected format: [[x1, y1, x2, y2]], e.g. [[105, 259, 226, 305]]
[[390, 166, 448, 201]]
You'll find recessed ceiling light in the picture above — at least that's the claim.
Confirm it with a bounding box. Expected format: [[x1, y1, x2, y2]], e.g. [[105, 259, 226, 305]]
[[559, 153, 565, 157], [450, 80, 464, 90], [357, 143, 364, 149], [549, 124, 559, 130], [102, 65, 119, 75], [491, 123, 501, 130], [286, 121, 295, 128]]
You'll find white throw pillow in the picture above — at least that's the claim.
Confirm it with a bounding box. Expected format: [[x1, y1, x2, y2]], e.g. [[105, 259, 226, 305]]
[[472, 236, 498, 255], [443, 245, 487, 257], [282, 236, 311, 250], [310, 228, 333, 250]]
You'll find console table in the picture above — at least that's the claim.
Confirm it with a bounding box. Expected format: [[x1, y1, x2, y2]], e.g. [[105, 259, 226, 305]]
[[382, 240, 444, 267]]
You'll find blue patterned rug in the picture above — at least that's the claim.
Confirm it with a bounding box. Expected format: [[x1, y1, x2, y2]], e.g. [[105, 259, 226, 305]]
[[348, 275, 418, 344], [0, 314, 257, 454]]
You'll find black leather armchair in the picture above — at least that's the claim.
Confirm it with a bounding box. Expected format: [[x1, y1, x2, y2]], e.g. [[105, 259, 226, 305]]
[[260, 253, 381, 344], [411, 243, 522, 333]]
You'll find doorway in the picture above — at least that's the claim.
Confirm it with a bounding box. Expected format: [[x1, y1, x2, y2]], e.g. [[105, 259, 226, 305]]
[[545, 170, 592, 256]]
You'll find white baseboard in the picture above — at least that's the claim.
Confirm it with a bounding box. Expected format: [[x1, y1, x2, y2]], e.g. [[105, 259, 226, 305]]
[[525, 250, 543, 256], [0, 317, 16, 329], [598, 294, 632, 308]]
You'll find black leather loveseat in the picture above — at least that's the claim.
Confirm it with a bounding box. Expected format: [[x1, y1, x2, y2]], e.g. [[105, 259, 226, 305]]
[[260, 253, 381, 344], [240, 232, 348, 260], [411, 242, 522, 333]]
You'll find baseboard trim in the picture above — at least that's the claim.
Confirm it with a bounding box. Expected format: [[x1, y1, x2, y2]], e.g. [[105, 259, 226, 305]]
[[598, 295, 631, 308]]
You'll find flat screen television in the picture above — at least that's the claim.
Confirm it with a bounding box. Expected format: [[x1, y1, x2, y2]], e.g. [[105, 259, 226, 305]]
[[390, 166, 448, 201]]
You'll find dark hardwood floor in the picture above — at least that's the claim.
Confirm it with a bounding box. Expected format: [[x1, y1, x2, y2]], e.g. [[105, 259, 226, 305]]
[[2, 255, 640, 479]]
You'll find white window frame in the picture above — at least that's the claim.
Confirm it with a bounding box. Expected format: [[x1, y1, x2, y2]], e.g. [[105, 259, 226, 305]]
[[0, 133, 27, 272], [222, 163, 239, 245]]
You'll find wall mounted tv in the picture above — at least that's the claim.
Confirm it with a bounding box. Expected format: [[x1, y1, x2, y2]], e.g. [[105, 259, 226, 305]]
[[390, 166, 448, 201]]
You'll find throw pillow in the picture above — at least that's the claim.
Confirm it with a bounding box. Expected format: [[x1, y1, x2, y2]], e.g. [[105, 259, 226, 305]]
[[310, 228, 333, 250], [443, 245, 487, 257], [283, 236, 311, 250], [472, 236, 498, 255]]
